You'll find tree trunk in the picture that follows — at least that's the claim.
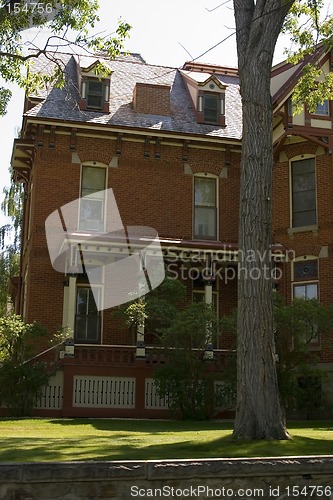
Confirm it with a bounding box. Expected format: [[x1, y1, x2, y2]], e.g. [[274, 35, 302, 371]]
[[233, 0, 294, 440]]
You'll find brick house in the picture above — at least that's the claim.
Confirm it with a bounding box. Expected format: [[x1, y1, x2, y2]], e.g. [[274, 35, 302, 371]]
[[8, 47, 333, 417]]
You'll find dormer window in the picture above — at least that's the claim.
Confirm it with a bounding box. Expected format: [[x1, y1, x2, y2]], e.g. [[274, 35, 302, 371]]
[[77, 57, 112, 113], [180, 65, 229, 127], [198, 91, 225, 125], [198, 93, 224, 124], [80, 77, 110, 112], [87, 80, 104, 109]]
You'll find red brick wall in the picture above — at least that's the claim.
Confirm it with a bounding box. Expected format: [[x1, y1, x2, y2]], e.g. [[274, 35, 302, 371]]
[[18, 128, 333, 363], [18, 130, 242, 348], [133, 83, 171, 115], [272, 143, 333, 361]]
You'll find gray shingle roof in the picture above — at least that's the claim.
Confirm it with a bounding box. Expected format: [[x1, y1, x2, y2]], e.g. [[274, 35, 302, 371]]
[[25, 53, 242, 140]]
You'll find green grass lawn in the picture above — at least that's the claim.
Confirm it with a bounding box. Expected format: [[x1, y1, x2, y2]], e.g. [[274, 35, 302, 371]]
[[0, 419, 332, 462]]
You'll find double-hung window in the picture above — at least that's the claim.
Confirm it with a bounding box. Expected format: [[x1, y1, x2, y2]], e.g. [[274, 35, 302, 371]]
[[291, 157, 316, 228], [75, 286, 101, 344], [203, 94, 219, 123], [194, 175, 217, 240], [80, 77, 110, 112], [79, 165, 106, 231], [197, 92, 225, 125], [87, 80, 104, 110]]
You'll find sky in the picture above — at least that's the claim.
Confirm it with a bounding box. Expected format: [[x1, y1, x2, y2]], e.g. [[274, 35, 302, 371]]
[[0, 0, 332, 227]]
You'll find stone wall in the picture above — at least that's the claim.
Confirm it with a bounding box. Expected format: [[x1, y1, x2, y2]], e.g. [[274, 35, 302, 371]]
[[1, 456, 333, 500]]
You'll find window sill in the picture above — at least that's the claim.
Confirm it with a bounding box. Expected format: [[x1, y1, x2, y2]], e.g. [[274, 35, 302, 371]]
[[287, 225, 318, 236], [193, 237, 219, 242], [74, 341, 102, 345]]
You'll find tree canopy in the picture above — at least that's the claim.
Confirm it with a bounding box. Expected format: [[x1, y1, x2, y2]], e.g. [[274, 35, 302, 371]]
[[0, 0, 131, 115], [0, 0, 131, 313]]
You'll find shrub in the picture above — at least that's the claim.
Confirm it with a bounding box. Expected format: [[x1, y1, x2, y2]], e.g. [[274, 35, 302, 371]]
[[0, 314, 49, 416], [153, 302, 224, 419]]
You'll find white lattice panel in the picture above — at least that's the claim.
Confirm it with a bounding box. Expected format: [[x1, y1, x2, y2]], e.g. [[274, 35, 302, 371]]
[[73, 375, 135, 408], [145, 378, 169, 409], [35, 371, 64, 409]]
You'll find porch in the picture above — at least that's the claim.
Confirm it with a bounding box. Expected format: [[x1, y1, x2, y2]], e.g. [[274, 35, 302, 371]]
[[32, 344, 234, 419]]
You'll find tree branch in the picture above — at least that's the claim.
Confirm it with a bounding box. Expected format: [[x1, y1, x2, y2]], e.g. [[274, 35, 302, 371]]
[[0, 49, 45, 61]]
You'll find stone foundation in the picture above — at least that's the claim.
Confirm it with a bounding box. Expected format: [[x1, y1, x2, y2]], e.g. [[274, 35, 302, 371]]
[[1, 456, 333, 499]]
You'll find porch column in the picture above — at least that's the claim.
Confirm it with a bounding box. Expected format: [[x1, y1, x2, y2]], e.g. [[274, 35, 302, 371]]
[[136, 311, 146, 358], [136, 266, 146, 359], [204, 255, 214, 360], [62, 284, 69, 328], [67, 275, 77, 334]]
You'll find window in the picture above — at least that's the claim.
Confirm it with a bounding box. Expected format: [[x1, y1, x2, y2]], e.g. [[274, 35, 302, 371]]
[[75, 286, 101, 344], [197, 92, 225, 125], [291, 158, 316, 227], [293, 282, 318, 300], [203, 94, 219, 123], [294, 260, 318, 280], [293, 283, 319, 345], [87, 80, 104, 109], [292, 259, 319, 345], [80, 77, 110, 112], [79, 165, 106, 231], [314, 100, 329, 116], [292, 258, 318, 300], [194, 175, 217, 240]]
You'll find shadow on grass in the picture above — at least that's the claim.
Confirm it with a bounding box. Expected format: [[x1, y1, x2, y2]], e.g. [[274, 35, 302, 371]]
[[0, 433, 332, 463], [287, 421, 333, 431], [48, 418, 235, 433]]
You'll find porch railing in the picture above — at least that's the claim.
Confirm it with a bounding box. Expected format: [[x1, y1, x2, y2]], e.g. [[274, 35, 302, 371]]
[[72, 344, 233, 370]]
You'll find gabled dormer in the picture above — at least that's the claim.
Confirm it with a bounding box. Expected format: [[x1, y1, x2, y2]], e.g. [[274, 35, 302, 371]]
[[181, 62, 232, 126], [77, 57, 112, 113], [272, 46, 333, 155]]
